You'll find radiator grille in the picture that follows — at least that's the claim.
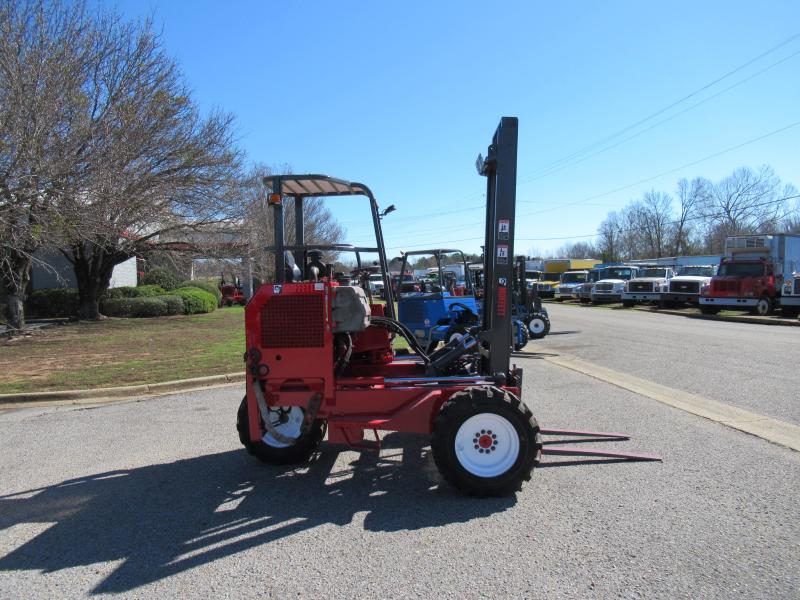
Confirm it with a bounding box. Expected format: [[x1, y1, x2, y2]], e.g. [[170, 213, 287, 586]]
[[629, 281, 653, 292], [402, 301, 425, 324], [795, 279, 800, 295], [670, 281, 699, 294], [595, 283, 614, 292], [712, 280, 739, 293], [261, 294, 325, 348]]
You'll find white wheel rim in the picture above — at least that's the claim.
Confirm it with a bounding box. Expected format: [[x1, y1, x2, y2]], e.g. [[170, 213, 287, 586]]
[[757, 299, 768, 314], [454, 413, 520, 477], [262, 406, 304, 448], [529, 318, 545, 335]]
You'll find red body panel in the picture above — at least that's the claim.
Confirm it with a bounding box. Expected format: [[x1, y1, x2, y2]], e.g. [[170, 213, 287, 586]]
[[243, 281, 516, 447]]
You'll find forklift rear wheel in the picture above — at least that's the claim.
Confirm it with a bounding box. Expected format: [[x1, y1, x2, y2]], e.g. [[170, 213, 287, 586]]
[[236, 397, 324, 465], [432, 387, 542, 496], [526, 315, 550, 339]]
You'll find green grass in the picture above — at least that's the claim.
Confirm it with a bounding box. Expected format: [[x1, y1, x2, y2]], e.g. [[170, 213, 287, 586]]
[[0, 307, 246, 394]]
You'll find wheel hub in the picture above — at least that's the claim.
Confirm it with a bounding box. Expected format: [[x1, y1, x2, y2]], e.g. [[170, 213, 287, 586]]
[[455, 414, 520, 477]]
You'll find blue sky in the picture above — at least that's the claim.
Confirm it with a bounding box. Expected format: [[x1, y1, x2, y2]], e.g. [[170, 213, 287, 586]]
[[108, 0, 800, 257]]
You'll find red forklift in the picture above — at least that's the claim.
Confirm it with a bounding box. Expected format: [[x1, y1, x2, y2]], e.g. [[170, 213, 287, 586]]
[[219, 272, 246, 307], [237, 118, 659, 496]]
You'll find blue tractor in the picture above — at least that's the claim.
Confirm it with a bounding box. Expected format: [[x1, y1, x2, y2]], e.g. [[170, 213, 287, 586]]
[[396, 249, 481, 353], [397, 250, 534, 353]]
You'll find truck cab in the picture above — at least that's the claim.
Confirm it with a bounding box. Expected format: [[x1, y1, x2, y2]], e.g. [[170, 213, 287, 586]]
[[661, 264, 717, 307], [621, 266, 675, 307], [700, 234, 800, 316], [780, 272, 800, 317], [576, 268, 603, 303], [555, 270, 589, 301], [591, 266, 639, 304]]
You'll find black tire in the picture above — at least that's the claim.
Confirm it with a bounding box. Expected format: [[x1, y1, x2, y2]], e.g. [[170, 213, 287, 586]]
[[700, 306, 720, 315], [236, 396, 324, 465], [526, 314, 550, 339], [621, 300, 635, 308], [660, 300, 676, 309], [513, 321, 529, 351], [431, 386, 542, 496], [781, 306, 800, 318], [751, 295, 772, 316]]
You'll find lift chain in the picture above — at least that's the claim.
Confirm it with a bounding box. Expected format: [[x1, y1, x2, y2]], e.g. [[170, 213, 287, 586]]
[[252, 379, 322, 446]]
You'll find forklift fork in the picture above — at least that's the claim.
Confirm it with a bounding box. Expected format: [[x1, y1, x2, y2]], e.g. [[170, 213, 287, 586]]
[[540, 428, 662, 462]]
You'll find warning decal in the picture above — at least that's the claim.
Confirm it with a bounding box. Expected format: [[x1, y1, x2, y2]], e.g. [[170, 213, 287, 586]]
[[498, 219, 510, 240], [497, 244, 508, 264]]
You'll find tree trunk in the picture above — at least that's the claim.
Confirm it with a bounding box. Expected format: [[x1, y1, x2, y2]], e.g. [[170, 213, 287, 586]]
[[1, 255, 32, 331], [70, 242, 124, 321]]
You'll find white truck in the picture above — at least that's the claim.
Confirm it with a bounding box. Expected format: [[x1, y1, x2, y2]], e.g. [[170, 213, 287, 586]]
[[591, 265, 639, 303], [780, 271, 800, 317], [554, 270, 589, 300], [660, 264, 718, 307], [621, 266, 676, 307]]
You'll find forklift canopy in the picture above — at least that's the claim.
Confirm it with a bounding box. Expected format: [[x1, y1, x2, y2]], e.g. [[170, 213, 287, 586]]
[[263, 174, 371, 198]]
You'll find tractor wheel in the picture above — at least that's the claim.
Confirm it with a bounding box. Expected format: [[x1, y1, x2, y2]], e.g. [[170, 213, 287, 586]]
[[513, 321, 529, 351], [700, 306, 720, 315], [751, 295, 772, 316], [236, 397, 324, 465], [432, 387, 541, 496], [526, 314, 550, 339]]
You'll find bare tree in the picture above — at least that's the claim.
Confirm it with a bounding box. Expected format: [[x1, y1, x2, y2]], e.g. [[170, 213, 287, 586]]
[[597, 211, 623, 262], [555, 240, 598, 259], [636, 190, 673, 257], [701, 165, 792, 252], [51, 12, 242, 319], [0, 0, 97, 329], [671, 177, 708, 255]]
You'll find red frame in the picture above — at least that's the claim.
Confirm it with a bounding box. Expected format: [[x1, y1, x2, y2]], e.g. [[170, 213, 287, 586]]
[[244, 281, 518, 447]]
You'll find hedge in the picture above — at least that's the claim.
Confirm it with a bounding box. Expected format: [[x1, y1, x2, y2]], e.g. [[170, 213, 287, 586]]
[[178, 279, 222, 303], [141, 267, 180, 290], [160, 295, 185, 316], [29, 288, 79, 318], [103, 285, 166, 300], [171, 287, 217, 314]]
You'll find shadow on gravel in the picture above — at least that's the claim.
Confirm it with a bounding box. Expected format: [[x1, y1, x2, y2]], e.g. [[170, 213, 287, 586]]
[[0, 433, 515, 594]]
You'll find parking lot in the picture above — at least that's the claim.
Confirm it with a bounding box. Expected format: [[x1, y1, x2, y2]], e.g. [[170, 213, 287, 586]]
[[1, 304, 798, 599]]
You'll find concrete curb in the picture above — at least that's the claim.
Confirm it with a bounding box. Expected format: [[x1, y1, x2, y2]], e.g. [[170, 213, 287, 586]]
[[632, 306, 800, 327], [0, 372, 245, 407]]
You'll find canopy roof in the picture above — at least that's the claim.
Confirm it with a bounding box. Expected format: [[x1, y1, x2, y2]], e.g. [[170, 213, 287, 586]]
[[262, 174, 371, 198]]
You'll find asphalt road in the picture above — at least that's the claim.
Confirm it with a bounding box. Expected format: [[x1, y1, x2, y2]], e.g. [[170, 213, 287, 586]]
[[537, 303, 800, 426], [1, 308, 798, 599]]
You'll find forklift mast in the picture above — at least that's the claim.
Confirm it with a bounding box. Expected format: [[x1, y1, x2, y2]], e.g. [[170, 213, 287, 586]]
[[477, 117, 519, 376]]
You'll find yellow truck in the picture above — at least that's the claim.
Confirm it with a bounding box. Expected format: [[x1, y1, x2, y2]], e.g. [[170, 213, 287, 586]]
[[536, 258, 601, 298]]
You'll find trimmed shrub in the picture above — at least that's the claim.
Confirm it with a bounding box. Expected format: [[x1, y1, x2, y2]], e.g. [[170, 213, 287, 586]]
[[160, 295, 185, 316], [141, 267, 180, 290], [171, 287, 217, 314], [103, 285, 166, 300], [178, 279, 222, 303], [29, 288, 79, 318], [102, 297, 170, 318]]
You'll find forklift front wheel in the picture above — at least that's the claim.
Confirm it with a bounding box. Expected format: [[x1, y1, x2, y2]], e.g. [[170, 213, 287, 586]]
[[432, 387, 542, 496], [236, 397, 324, 465]]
